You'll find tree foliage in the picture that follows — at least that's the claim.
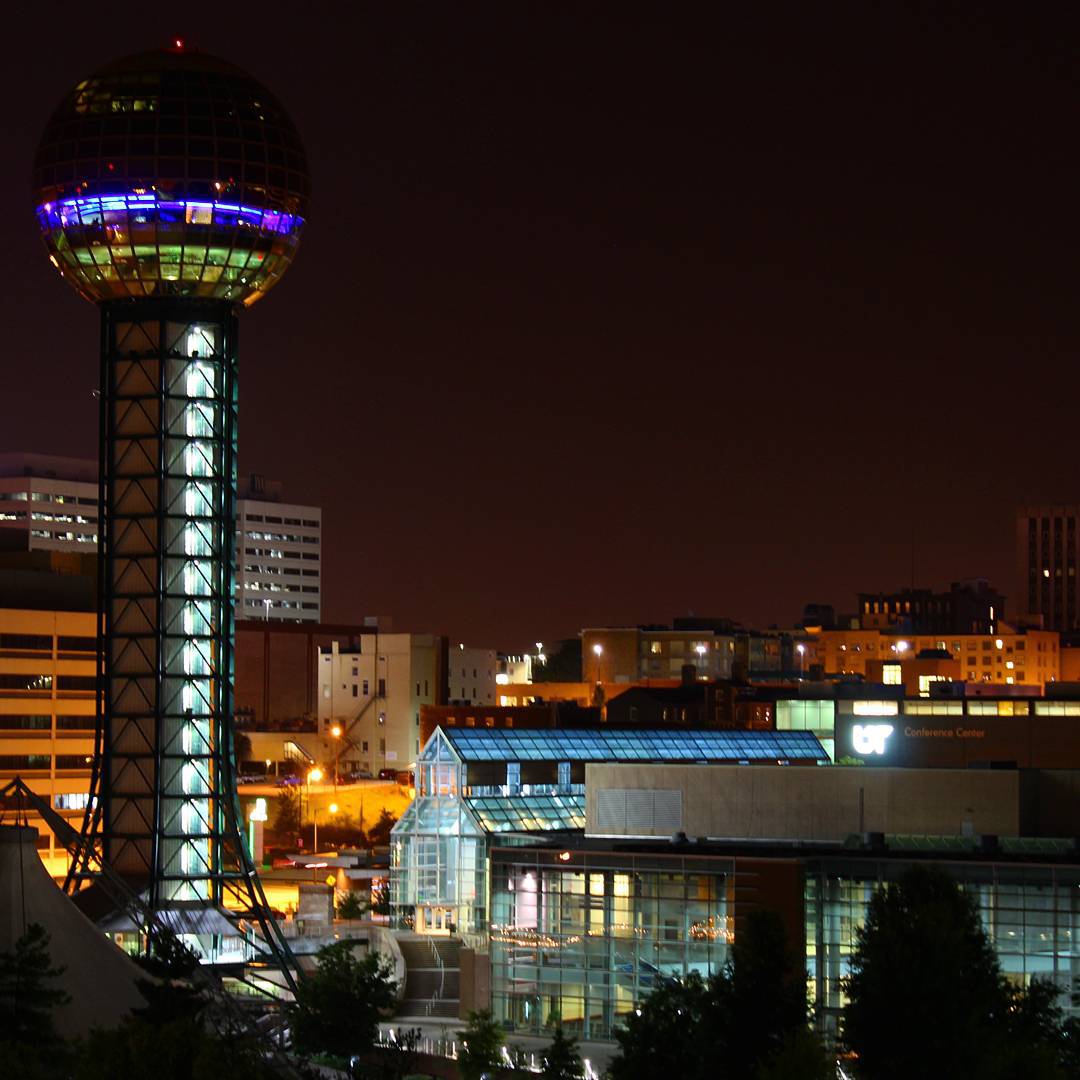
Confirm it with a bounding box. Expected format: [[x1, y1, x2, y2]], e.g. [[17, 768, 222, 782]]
[[271, 789, 300, 836], [608, 909, 823, 1080], [0, 924, 71, 1078], [71, 1019, 282, 1080], [541, 1024, 584, 1079], [371, 878, 391, 916], [133, 931, 204, 1025], [290, 941, 397, 1059], [0, 923, 70, 1042], [531, 639, 582, 683], [842, 864, 1076, 1080], [372, 1026, 422, 1080], [458, 1009, 503, 1080], [367, 808, 398, 847], [336, 889, 368, 920]]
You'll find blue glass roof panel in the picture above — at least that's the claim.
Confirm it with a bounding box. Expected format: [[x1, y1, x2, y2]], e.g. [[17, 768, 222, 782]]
[[439, 727, 827, 764]]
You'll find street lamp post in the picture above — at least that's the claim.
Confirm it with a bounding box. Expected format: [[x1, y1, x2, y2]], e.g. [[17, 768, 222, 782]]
[[313, 801, 338, 855], [592, 642, 603, 683], [304, 766, 323, 849], [796, 643, 806, 680], [330, 724, 343, 788], [695, 642, 707, 678], [263, 596, 272, 622]]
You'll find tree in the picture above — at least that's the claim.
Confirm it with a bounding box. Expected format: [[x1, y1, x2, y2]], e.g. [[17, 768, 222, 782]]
[[0, 924, 71, 1079], [132, 931, 203, 1026], [336, 890, 367, 920], [995, 978, 1073, 1080], [458, 1009, 503, 1080], [608, 972, 713, 1080], [372, 1026, 422, 1080], [371, 878, 391, 916], [271, 788, 300, 836], [754, 1028, 834, 1080], [842, 864, 1007, 1080], [541, 1025, 584, 1080], [290, 941, 397, 1059], [531, 639, 582, 683], [71, 1018, 283, 1080], [0, 923, 70, 1043], [609, 909, 816, 1080], [714, 908, 809, 1077], [367, 808, 397, 847]]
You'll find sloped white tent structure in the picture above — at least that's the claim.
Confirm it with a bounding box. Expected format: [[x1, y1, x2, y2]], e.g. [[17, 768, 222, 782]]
[[0, 824, 146, 1035]]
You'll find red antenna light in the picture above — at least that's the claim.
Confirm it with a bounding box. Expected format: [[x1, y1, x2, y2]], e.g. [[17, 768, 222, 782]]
[[174, 38, 184, 50]]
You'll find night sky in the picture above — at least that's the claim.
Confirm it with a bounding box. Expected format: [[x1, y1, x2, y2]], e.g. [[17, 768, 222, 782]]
[[3, 6, 1077, 648]]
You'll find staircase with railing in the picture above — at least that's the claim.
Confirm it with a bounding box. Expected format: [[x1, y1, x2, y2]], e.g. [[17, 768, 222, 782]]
[[395, 934, 461, 1018]]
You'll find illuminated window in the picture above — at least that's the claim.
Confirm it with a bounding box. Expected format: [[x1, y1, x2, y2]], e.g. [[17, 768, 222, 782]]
[[918, 675, 948, 697], [852, 701, 898, 716], [882, 663, 901, 685]]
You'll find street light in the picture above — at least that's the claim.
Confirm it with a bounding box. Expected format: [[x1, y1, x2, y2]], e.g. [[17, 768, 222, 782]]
[[796, 642, 806, 679], [313, 801, 338, 854], [302, 765, 323, 846], [592, 642, 603, 683], [263, 597, 272, 621], [694, 642, 707, 678]]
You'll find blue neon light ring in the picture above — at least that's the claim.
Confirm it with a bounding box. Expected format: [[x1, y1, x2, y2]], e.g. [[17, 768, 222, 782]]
[[36, 193, 304, 238]]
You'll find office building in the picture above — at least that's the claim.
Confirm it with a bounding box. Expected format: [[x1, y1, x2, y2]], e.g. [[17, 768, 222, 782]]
[[0, 453, 99, 551], [857, 579, 1004, 636], [0, 605, 97, 876], [317, 633, 445, 777], [1017, 505, 1080, 631], [236, 473, 322, 622], [0, 454, 321, 622], [804, 626, 1059, 687], [448, 644, 497, 705], [581, 624, 735, 683]]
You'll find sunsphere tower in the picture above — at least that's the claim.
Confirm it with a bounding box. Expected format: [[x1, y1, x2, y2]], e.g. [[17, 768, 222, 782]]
[[33, 45, 308, 974]]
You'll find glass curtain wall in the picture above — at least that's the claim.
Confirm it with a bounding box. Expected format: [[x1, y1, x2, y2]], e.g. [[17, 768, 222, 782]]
[[806, 859, 1080, 1036], [391, 730, 486, 932], [490, 850, 733, 1040]]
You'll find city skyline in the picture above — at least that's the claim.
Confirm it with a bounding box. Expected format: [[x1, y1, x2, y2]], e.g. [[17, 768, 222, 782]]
[[3, 7, 1077, 647]]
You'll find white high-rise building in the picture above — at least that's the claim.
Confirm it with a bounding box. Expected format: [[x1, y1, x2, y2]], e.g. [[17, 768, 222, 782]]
[[236, 475, 322, 623], [0, 454, 99, 551], [0, 455, 321, 623]]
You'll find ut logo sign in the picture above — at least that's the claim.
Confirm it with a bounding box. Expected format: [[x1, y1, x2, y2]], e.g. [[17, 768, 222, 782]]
[[852, 723, 893, 756]]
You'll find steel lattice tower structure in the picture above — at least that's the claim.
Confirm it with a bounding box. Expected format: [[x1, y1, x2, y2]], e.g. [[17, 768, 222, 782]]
[[33, 45, 309, 985]]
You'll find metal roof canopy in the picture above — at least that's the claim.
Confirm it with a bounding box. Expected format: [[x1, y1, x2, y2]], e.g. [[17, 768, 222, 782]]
[[439, 727, 829, 763]]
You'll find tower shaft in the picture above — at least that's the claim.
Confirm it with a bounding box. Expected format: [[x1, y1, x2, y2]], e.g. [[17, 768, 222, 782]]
[[98, 297, 238, 906]]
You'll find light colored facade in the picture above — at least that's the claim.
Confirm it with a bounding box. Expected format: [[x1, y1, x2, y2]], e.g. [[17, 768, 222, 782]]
[[236, 496, 322, 623], [581, 627, 735, 683], [0, 453, 99, 551], [0, 455, 322, 623], [448, 645, 497, 705], [804, 627, 1059, 688], [317, 634, 441, 776], [0, 607, 97, 876]]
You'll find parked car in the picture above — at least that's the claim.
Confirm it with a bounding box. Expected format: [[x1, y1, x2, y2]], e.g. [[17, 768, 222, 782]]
[[275, 774, 301, 787], [377, 768, 396, 780]]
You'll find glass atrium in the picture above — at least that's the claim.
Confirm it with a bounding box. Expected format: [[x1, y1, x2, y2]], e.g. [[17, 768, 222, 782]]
[[390, 726, 828, 934]]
